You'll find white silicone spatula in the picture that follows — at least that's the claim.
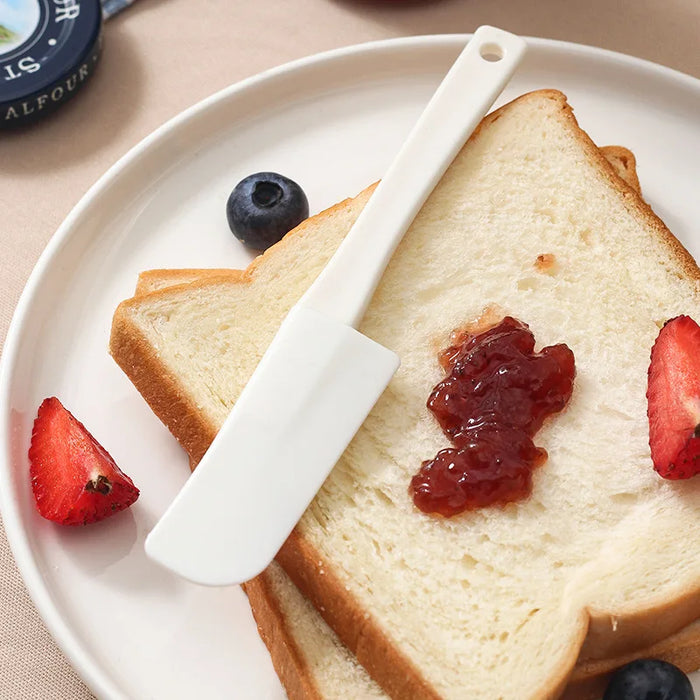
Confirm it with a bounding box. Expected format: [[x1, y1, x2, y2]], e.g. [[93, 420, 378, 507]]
[[145, 26, 526, 586]]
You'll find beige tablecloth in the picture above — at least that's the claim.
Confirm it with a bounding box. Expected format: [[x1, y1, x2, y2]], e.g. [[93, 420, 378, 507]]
[[1, 0, 699, 697]]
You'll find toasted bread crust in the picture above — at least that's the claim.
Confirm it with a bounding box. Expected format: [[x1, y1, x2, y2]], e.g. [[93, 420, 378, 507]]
[[110, 317, 218, 465], [583, 586, 700, 659], [599, 145, 641, 195], [276, 531, 440, 700], [242, 573, 324, 700], [135, 268, 244, 296], [110, 89, 700, 699]]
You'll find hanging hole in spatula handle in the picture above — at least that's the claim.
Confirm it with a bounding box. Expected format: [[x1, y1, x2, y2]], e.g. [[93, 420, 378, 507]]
[[479, 43, 505, 62]]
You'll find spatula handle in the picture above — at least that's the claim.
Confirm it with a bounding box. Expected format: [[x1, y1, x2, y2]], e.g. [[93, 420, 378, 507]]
[[300, 26, 526, 328]]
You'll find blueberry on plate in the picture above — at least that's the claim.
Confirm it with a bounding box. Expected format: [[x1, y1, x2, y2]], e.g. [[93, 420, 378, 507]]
[[603, 659, 694, 700], [226, 172, 309, 251]]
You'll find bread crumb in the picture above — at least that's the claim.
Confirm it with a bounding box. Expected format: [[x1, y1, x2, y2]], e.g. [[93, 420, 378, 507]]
[[535, 253, 556, 272]]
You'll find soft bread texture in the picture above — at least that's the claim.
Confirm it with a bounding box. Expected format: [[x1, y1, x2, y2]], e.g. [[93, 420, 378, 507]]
[[135, 145, 700, 700], [111, 90, 700, 699]]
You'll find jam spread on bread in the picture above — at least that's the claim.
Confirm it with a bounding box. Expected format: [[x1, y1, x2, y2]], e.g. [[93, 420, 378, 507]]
[[410, 317, 575, 515]]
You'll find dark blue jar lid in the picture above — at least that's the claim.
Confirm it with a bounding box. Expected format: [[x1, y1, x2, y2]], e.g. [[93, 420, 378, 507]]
[[1, 0, 102, 127]]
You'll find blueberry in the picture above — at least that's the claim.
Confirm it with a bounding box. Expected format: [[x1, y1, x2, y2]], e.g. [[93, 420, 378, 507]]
[[603, 659, 694, 700], [226, 172, 309, 251]]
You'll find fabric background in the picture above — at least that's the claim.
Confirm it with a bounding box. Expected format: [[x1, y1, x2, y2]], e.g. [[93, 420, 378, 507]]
[[1, 0, 699, 697]]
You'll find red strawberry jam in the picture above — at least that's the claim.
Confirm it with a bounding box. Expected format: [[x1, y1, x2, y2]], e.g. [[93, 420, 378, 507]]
[[410, 317, 575, 516]]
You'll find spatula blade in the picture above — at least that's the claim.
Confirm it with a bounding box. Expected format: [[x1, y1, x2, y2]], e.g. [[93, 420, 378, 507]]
[[145, 305, 399, 586]]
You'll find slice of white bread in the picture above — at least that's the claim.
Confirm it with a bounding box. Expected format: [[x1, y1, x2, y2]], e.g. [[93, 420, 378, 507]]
[[130, 145, 700, 700], [111, 90, 700, 699]]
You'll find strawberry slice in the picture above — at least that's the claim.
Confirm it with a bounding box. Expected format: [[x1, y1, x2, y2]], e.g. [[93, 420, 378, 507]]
[[29, 397, 139, 525], [647, 316, 700, 480]]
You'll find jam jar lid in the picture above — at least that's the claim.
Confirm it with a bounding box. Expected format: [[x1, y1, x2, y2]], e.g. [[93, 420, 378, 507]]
[[0, 0, 102, 128]]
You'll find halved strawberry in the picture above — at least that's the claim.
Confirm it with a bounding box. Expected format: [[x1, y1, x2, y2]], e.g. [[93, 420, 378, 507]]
[[29, 397, 139, 525], [647, 316, 700, 480]]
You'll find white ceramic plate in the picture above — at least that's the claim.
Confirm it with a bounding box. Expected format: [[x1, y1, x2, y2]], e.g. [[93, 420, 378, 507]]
[[1, 35, 699, 700]]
